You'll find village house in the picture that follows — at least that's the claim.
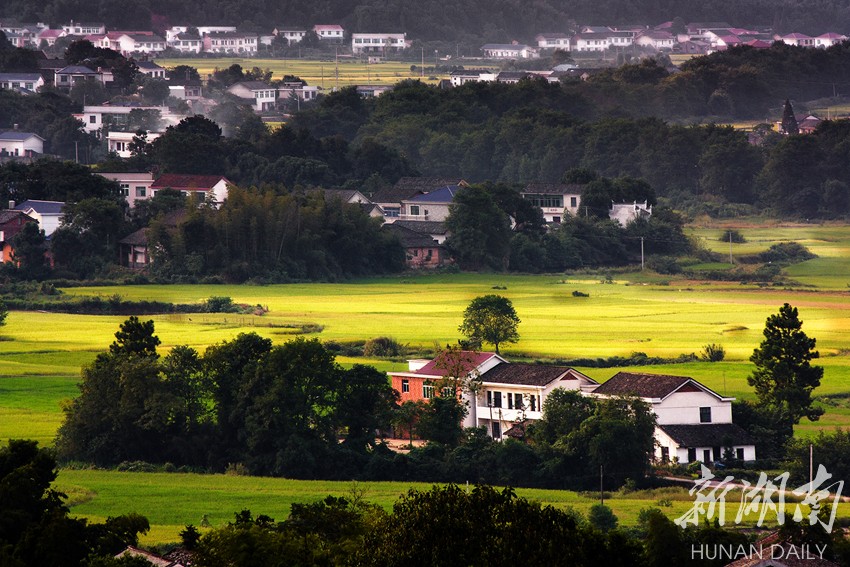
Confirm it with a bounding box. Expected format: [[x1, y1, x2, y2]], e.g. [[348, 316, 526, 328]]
[[815, 32, 848, 47], [0, 73, 45, 93], [449, 69, 497, 86], [535, 33, 570, 49], [634, 30, 676, 50], [383, 223, 446, 269], [53, 65, 108, 91], [314, 24, 345, 42], [98, 171, 155, 208], [590, 372, 756, 463], [107, 131, 161, 158], [351, 33, 408, 54], [227, 81, 277, 111], [521, 182, 583, 223], [609, 201, 652, 225], [151, 173, 231, 205], [136, 61, 166, 79], [469, 363, 598, 439], [0, 209, 37, 263], [204, 31, 258, 54], [12, 200, 64, 237], [274, 28, 307, 45], [75, 104, 177, 135], [61, 21, 105, 35], [391, 220, 449, 244], [0, 131, 45, 157], [399, 185, 459, 222], [370, 177, 468, 221], [481, 43, 539, 59]]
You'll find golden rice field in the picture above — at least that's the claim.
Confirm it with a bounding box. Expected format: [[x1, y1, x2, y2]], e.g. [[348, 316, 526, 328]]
[[156, 57, 456, 87], [1, 222, 849, 544]]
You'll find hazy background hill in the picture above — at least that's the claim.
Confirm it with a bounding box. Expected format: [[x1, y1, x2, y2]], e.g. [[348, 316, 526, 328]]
[[4, 0, 850, 41]]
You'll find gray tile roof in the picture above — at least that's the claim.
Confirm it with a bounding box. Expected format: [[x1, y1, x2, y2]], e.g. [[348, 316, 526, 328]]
[[593, 372, 693, 398], [479, 363, 574, 386], [371, 177, 466, 204]]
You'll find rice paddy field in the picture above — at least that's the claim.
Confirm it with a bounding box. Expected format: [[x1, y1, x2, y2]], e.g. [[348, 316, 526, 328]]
[[2, 221, 850, 543], [156, 57, 457, 87]]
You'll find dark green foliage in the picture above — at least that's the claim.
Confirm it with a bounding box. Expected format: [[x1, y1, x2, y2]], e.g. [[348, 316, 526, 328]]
[[445, 186, 512, 271], [720, 229, 746, 243], [0, 439, 150, 566], [748, 304, 824, 424], [8, 222, 49, 280], [362, 336, 404, 357], [758, 242, 816, 264], [416, 395, 466, 447], [458, 294, 520, 354], [700, 343, 726, 362], [781, 99, 799, 135], [109, 316, 160, 357], [588, 504, 619, 533], [0, 299, 6, 327]]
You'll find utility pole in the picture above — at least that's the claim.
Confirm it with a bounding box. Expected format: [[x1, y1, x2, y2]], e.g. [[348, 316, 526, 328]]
[[420, 47, 424, 78], [810, 443, 813, 485], [729, 230, 733, 264], [640, 236, 645, 270], [74, 141, 79, 164], [600, 465, 604, 506]]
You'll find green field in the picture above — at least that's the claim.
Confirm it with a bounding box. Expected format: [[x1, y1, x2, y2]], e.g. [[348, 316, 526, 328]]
[[2, 223, 849, 544], [156, 57, 456, 88]]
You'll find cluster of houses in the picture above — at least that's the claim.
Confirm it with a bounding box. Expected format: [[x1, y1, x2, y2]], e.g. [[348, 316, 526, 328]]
[[0, 19, 409, 58], [390, 349, 756, 464], [0, 173, 650, 270], [484, 21, 848, 59]]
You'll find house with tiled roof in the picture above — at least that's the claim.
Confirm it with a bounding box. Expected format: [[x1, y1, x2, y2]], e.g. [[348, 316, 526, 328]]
[[0, 131, 45, 157], [816, 32, 848, 48], [391, 220, 448, 244], [136, 61, 166, 79], [389, 351, 598, 439], [481, 43, 539, 59], [471, 364, 598, 439], [227, 81, 278, 111], [13, 200, 64, 236], [590, 371, 755, 464], [0, 209, 37, 263], [535, 33, 570, 49], [0, 73, 45, 93], [522, 182, 584, 222], [313, 24, 344, 42], [779, 32, 815, 47], [151, 174, 231, 205], [54, 65, 106, 91], [383, 223, 446, 268], [400, 185, 460, 222], [371, 177, 468, 221], [634, 30, 676, 50], [204, 31, 259, 54]]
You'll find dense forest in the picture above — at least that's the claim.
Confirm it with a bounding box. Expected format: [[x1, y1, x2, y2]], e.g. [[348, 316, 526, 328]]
[[4, 0, 850, 40]]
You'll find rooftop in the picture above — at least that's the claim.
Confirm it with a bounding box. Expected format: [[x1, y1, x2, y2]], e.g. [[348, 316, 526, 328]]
[[14, 200, 64, 215], [658, 423, 755, 447], [480, 363, 578, 386], [593, 372, 697, 399]]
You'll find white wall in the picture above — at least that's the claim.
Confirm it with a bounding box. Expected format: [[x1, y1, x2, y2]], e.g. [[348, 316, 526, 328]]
[[654, 391, 733, 425]]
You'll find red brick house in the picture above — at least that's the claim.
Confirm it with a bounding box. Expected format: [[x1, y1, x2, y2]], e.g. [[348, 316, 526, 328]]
[[0, 209, 37, 263], [390, 351, 504, 404]]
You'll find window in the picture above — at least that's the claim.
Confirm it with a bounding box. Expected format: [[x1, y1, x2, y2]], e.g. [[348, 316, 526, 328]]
[[703, 449, 712, 463], [660, 447, 669, 463], [442, 386, 454, 397], [120, 183, 129, 197], [401, 379, 409, 393], [507, 393, 513, 409], [515, 394, 523, 410], [491, 422, 501, 439], [423, 382, 434, 399], [687, 448, 696, 462], [736, 448, 744, 460], [409, 205, 420, 216], [552, 216, 561, 223], [570, 197, 578, 207], [486, 391, 492, 406], [492, 391, 502, 408], [135, 187, 146, 198], [699, 407, 712, 423]]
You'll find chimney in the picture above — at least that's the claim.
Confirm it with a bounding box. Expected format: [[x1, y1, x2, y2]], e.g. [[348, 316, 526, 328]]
[[9, 200, 15, 209], [12, 124, 18, 130]]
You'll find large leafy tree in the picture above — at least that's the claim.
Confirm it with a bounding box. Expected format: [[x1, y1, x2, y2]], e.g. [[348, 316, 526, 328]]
[[458, 294, 520, 354], [445, 185, 512, 271], [748, 303, 824, 424]]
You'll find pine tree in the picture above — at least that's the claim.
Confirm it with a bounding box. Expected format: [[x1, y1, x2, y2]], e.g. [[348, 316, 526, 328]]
[[781, 99, 799, 135]]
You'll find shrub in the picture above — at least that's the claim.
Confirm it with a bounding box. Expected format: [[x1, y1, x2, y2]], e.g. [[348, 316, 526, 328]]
[[700, 343, 726, 362], [225, 462, 250, 476], [647, 256, 681, 274], [572, 290, 589, 297], [203, 296, 239, 313], [363, 336, 405, 357], [758, 242, 816, 264], [720, 229, 746, 243]]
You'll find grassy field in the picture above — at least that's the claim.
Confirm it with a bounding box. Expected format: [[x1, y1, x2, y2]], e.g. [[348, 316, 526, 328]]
[[156, 57, 456, 87], [54, 470, 800, 545], [1, 223, 848, 544]]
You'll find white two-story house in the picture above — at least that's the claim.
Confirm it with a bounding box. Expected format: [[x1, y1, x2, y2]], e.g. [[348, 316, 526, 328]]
[[521, 182, 583, 223], [590, 372, 756, 463]]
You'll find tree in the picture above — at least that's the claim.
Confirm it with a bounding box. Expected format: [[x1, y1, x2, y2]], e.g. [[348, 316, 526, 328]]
[[445, 185, 512, 271], [9, 221, 49, 280], [458, 295, 520, 354], [780, 98, 799, 135], [0, 300, 6, 328], [748, 303, 824, 423]]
